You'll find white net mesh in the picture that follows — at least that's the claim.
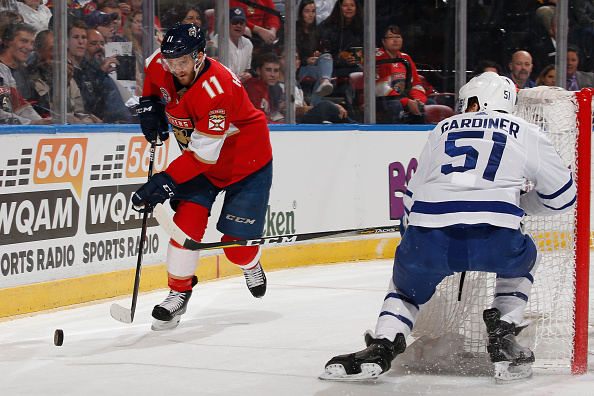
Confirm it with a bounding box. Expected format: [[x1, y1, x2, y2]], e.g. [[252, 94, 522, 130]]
[[409, 86, 583, 368]]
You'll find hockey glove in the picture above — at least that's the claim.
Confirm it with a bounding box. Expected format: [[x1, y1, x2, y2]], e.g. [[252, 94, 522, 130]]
[[136, 95, 169, 143], [132, 171, 178, 213]]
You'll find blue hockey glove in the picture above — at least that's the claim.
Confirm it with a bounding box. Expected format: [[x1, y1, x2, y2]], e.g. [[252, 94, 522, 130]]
[[132, 171, 178, 213], [136, 95, 169, 143]]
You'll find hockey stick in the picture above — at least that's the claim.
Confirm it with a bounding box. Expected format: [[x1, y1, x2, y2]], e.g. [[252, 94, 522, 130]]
[[110, 140, 157, 324], [153, 203, 400, 251]]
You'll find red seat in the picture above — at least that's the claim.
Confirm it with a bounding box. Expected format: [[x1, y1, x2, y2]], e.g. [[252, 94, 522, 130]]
[[423, 104, 454, 124]]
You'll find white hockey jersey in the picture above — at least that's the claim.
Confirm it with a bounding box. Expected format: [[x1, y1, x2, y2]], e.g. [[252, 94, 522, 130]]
[[404, 110, 576, 229]]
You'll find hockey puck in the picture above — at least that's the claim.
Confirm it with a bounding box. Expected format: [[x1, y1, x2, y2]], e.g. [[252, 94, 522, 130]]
[[54, 329, 64, 346]]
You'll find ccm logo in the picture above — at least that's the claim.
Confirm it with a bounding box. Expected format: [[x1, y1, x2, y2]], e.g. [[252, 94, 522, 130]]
[[162, 184, 175, 197], [226, 214, 255, 224], [137, 106, 153, 113]]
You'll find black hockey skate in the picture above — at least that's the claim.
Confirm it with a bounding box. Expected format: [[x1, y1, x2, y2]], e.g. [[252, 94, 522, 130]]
[[483, 308, 535, 381], [151, 276, 197, 331], [320, 332, 406, 381], [242, 262, 267, 298]]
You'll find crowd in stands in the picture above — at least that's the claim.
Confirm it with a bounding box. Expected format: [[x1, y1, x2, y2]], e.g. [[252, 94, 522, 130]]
[[0, 0, 593, 126]]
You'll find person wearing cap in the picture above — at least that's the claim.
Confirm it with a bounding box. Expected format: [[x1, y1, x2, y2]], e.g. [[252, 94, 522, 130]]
[[229, 0, 280, 47], [211, 6, 253, 82], [85, 9, 127, 43]]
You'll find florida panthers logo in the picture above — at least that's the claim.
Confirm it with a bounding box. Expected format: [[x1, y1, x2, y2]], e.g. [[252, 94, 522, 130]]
[[208, 109, 227, 131], [160, 87, 171, 103]]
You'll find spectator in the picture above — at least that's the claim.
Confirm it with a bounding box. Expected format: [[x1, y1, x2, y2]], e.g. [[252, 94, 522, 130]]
[[98, 1, 123, 36], [243, 52, 279, 123], [85, 9, 126, 43], [0, 61, 47, 124], [0, 9, 23, 45], [313, 0, 337, 24], [568, 0, 594, 72], [533, 15, 557, 75], [535, 64, 556, 87], [122, 9, 159, 92], [81, 28, 134, 122], [276, 46, 353, 124], [296, 0, 334, 104], [117, 0, 162, 41], [0, 22, 36, 101], [15, 0, 50, 34], [318, 0, 363, 97], [506, 50, 537, 89], [160, 2, 210, 40], [70, 20, 134, 123], [211, 6, 253, 82], [27, 30, 98, 123], [229, 0, 280, 47], [45, 0, 86, 21], [375, 24, 435, 124], [471, 60, 504, 78], [566, 45, 594, 90]]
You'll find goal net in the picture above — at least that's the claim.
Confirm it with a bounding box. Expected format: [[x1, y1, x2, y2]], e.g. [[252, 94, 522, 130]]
[[408, 87, 592, 373]]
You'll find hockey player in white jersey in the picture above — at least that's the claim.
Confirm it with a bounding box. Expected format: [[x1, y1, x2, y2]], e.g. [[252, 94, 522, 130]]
[[321, 72, 576, 381]]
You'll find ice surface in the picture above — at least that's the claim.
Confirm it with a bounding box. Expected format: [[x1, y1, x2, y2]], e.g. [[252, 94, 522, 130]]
[[1, 259, 593, 395]]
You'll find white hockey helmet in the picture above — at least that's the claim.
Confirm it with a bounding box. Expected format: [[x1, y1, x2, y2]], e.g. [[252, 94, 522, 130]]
[[457, 71, 517, 114]]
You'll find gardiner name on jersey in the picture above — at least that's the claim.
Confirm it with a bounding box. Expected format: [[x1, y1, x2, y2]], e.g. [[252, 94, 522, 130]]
[[404, 110, 576, 229]]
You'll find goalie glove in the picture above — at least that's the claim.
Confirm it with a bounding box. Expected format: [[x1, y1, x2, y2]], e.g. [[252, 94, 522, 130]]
[[136, 95, 169, 143], [132, 171, 178, 213]]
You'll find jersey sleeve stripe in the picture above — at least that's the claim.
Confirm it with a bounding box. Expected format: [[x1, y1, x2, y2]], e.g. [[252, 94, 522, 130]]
[[537, 174, 574, 200], [543, 195, 577, 211], [411, 200, 525, 217]]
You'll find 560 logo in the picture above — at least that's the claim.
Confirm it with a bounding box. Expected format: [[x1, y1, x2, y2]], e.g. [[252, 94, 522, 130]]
[[34, 138, 87, 197]]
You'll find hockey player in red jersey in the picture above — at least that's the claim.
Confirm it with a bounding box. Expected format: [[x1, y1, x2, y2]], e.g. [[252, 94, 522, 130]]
[[132, 23, 273, 331]]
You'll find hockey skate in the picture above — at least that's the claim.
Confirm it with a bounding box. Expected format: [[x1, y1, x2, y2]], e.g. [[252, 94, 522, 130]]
[[151, 276, 197, 331], [319, 332, 406, 381], [242, 262, 267, 298], [483, 308, 535, 382]]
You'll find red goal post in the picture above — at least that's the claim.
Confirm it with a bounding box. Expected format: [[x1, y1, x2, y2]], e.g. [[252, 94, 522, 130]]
[[573, 88, 592, 375]]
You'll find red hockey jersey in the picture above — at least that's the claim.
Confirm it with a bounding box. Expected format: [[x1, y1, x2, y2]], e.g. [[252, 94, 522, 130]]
[[143, 51, 272, 187], [375, 48, 427, 107]]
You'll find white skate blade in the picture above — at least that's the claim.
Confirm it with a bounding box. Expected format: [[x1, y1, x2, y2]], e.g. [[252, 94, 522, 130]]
[[151, 315, 182, 331], [494, 361, 533, 382], [319, 363, 383, 381]]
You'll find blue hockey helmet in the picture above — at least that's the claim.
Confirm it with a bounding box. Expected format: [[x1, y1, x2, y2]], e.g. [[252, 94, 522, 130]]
[[161, 23, 206, 59]]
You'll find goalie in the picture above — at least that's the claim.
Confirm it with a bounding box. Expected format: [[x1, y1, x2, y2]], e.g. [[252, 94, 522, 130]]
[[321, 72, 577, 381], [131, 23, 273, 331]]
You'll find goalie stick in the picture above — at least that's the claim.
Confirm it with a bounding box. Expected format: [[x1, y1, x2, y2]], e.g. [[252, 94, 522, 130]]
[[153, 203, 400, 251], [110, 140, 157, 324]]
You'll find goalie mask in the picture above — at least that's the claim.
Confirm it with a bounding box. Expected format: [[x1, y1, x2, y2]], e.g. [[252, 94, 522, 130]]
[[457, 71, 517, 114], [161, 23, 206, 78]]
